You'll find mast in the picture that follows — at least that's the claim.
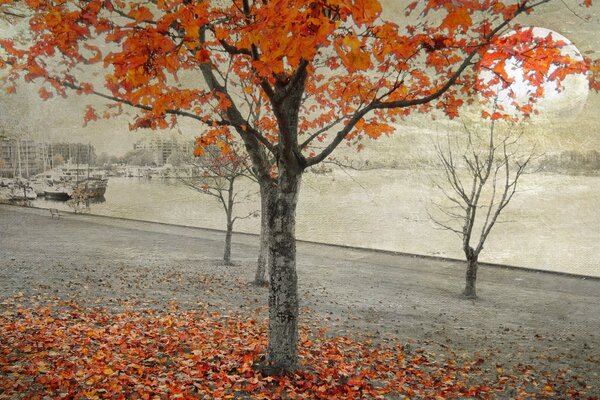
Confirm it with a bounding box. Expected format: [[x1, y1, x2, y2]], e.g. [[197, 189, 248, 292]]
[[11, 140, 16, 177], [16, 139, 22, 178], [76, 144, 80, 184], [86, 142, 90, 192], [42, 142, 47, 172], [25, 141, 29, 178]]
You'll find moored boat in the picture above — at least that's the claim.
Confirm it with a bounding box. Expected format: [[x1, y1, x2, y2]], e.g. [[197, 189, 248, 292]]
[[58, 164, 109, 199], [44, 187, 72, 201], [10, 186, 37, 200], [74, 176, 108, 198], [37, 164, 109, 200]]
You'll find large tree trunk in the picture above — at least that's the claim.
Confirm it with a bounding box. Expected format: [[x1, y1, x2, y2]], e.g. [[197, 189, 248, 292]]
[[463, 249, 479, 299], [266, 171, 301, 373], [255, 181, 276, 285]]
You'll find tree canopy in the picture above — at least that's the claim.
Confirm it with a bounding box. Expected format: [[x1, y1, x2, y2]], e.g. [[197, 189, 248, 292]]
[[0, 0, 595, 167]]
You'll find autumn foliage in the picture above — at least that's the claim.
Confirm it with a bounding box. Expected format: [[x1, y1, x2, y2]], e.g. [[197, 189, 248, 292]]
[[0, 297, 595, 399], [0, 0, 595, 151]]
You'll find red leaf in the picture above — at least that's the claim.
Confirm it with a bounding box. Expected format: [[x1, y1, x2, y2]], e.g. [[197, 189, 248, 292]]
[[83, 105, 98, 126]]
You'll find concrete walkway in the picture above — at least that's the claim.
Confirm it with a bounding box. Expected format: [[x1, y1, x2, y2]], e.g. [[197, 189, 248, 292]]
[[1, 204, 599, 394]]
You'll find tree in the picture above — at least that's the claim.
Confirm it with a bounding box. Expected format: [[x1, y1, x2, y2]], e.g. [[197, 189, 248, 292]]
[[52, 154, 65, 168], [430, 120, 533, 298], [180, 144, 258, 265], [0, 0, 595, 373], [120, 148, 155, 166], [166, 146, 189, 167], [95, 151, 111, 167], [67, 185, 91, 214]]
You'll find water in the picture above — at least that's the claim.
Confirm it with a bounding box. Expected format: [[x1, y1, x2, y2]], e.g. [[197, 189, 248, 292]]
[[32, 170, 600, 277]]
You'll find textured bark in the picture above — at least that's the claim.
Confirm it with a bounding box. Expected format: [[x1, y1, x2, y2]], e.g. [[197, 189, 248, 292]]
[[255, 182, 276, 285], [222, 178, 236, 265], [263, 63, 308, 373], [266, 171, 301, 372], [464, 251, 479, 299], [224, 220, 233, 265]]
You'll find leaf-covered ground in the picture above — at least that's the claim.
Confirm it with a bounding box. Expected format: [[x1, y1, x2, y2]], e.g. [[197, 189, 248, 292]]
[[0, 296, 595, 399]]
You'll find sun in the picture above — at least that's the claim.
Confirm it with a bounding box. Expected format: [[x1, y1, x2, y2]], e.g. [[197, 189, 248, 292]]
[[477, 27, 589, 119]]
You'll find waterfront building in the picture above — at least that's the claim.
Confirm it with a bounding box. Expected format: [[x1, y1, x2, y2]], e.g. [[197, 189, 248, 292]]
[[133, 135, 194, 166], [51, 142, 97, 166], [0, 138, 96, 178], [0, 137, 51, 178]]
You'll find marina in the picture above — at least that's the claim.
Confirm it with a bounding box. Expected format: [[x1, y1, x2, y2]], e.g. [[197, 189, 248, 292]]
[[0, 164, 108, 203]]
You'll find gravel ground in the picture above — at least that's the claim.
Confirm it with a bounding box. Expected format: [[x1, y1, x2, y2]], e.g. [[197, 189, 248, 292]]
[[1, 204, 599, 396]]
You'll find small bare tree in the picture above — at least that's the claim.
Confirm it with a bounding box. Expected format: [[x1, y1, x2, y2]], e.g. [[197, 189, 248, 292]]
[[67, 186, 91, 214], [181, 144, 258, 266], [430, 119, 534, 299]]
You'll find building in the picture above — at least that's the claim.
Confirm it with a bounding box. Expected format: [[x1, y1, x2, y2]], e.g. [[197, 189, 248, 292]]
[[51, 142, 97, 165], [0, 138, 96, 178], [0, 137, 15, 177], [133, 135, 194, 166], [0, 137, 52, 178]]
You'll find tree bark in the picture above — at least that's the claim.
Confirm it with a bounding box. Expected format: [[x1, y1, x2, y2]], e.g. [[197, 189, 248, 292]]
[[224, 179, 235, 265], [463, 250, 478, 299], [224, 219, 233, 265], [266, 170, 301, 373], [255, 181, 276, 285]]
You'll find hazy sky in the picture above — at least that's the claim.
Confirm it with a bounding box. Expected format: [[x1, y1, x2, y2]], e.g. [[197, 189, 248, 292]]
[[0, 1, 599, 157]]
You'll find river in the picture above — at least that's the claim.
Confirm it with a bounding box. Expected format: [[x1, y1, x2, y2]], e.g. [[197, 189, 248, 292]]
[[32, 169, 600, 278]]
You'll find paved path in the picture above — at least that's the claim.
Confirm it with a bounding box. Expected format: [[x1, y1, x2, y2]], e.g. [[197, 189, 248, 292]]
[[1, 204, 600, 395]]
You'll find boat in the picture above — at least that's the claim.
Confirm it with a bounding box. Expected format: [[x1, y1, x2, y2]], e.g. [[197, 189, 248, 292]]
[[44, 186, 72, 201], [39, 163, 109, 200], [58, 164, 109, 199], [10, 186, 37, 200], [73, 176, 108, 198], [0, 187, 11, 202], [28, 177, 49, 196]]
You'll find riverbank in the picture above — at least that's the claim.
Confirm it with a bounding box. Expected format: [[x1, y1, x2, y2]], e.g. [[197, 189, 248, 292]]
[[1, 204, 599, 396]]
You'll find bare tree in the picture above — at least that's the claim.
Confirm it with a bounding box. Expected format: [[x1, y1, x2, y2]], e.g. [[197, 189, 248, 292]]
[[67, 186, 91, 214], [430, 119, 534, 299], [180, 144, 258, 266]]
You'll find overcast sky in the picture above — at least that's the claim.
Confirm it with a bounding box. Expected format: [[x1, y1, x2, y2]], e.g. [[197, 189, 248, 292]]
[[0, 0, 599, 157]]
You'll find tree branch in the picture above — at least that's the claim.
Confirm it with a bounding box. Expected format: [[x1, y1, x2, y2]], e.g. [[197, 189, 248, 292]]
[[59, 80, 227, 125], [300, 115, 348, 150], [373, 1, 539, 111], [305, 104, 375, 166]]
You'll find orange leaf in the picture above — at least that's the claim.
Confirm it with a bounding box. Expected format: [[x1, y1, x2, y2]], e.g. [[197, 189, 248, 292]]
[[441, 7, 472, 34], [39, 87, 53, 100], [83, 43, 102, 64], [128, 6, 153, 22], [83, 105, 98, 126], [352, 0, 382, 25], [335, 36, 371, 72]]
